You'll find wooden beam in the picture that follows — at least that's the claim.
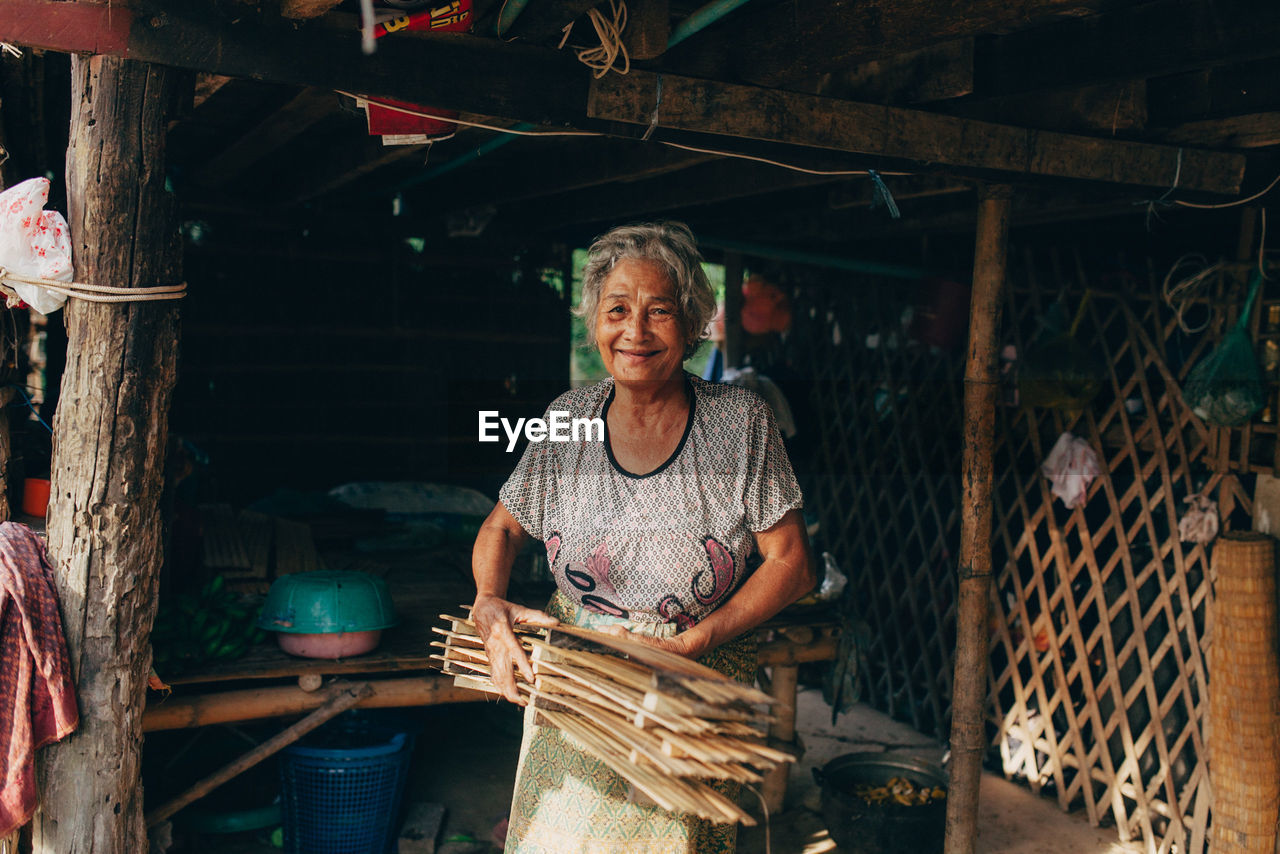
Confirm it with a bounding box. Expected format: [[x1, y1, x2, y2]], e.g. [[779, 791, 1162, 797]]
[[663, 0, 1121, 88], [281, 0, 345, 19], [944, 183, 1011, 854], [32, 54, 183, 854], [826, 38, 975, 104], [193, 86, 338, 186], [623, 0, 669, 60], [142, 675, 488, 731], [0, 0, 132, 54], [6, 0, 1249, 193], [480, 0, 601, 43], [1158, 113, 1280, 150], [0, 0, 590, 125], [940, 81, 1148, 135], [144, 682, 374, 827], [975, 0, 1280, 98], [192, 72, 234, 108], [1148, 57, 1280, 126], [587, 71, 1245, 194]]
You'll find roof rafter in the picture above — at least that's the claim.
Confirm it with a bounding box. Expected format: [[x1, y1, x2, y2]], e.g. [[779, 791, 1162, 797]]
[[1, 0, 1248, 195], [588, 71, 1244, 193]]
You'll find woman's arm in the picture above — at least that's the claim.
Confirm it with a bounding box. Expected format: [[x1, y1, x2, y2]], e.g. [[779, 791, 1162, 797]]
[[610, 509, 816, 658], [471, 502, 559, 704]]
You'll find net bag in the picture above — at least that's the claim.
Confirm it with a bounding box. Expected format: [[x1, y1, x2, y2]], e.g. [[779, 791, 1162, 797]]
[[1183, 273, 1264, 427]]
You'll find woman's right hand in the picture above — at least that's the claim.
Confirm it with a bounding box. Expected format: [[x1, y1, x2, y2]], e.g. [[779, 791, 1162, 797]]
[[470, 594, 559, 705]]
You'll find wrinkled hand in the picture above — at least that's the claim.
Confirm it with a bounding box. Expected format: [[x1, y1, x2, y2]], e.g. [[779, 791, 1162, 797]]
[[598, 625, 700, 659], [471, 595, 559, 704]]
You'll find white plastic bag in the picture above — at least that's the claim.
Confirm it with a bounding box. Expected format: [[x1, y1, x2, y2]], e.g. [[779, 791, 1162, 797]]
[[1040, 431, 1101, 509], [1178, 494, 1219, 544], [815, 551, 848, 601], [0, 178, 72, 315]]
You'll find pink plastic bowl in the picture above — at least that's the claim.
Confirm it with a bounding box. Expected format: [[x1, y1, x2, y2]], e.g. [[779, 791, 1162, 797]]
[[275, 629, 382, 659]]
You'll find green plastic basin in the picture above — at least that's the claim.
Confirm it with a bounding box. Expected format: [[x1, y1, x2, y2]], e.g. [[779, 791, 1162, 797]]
[[257, 571, 397, 634]]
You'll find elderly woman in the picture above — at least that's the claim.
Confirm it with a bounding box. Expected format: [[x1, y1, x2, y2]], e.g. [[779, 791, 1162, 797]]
[[471, 221, 814, 854]]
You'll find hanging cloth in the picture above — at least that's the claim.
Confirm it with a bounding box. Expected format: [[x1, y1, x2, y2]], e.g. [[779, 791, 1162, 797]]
[[1040, 431, 1102, 509], [1178, 494, 1220, 544], [0, 522, 78, 836]]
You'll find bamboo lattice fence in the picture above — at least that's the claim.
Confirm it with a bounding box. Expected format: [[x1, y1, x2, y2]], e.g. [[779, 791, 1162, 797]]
[[792, 249, 1266, 854]]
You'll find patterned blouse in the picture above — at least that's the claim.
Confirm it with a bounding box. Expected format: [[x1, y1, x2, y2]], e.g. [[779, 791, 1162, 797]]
[[499, 374, 803, 627]]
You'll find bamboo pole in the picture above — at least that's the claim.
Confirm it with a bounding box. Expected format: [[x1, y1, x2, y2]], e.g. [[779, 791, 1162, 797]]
[[144, 682, 374, 828], [944, 183, 1013, 854], [760, 664, 799, 813], [723, 251, 744, 369], [142, 675, 485, 732]]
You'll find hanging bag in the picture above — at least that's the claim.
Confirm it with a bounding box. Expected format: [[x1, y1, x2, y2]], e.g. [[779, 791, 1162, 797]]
[[1183, 272, 1265, 427], [1019, 290, 1104, 410]]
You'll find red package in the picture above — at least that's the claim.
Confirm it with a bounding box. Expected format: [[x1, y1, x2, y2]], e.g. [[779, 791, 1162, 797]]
[[366, 0, 471, 140]]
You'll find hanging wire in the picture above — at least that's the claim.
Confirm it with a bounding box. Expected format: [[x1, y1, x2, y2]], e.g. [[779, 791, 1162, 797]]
[[1137, 147, 1183, 229], [1176, 172, 1280, 210], [8, 384, 51, 434], [341, 92, 916, 179]]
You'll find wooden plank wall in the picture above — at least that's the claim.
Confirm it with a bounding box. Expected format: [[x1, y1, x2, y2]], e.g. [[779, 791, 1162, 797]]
[[793, 248, 1259, 854], [170, 224, 569, 504]]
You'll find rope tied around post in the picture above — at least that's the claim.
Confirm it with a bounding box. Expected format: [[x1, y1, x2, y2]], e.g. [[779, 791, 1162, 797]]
[[0, 267, 186, 306]]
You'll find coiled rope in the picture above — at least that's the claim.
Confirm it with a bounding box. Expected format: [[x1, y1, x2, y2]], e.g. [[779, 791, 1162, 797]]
[[559, 0, 629, 78], [1163, 254, 1226, 335]]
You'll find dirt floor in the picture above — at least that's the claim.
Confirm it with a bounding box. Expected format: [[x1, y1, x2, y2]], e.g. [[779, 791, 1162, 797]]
[[178, 686, 1143, 853]]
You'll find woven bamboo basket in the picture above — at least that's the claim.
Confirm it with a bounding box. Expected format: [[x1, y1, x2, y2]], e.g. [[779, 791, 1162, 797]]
[[1209, 532, 1280, 852]]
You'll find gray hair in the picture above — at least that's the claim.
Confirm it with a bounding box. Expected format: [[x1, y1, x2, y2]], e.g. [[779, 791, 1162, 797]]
[[575, 221, 716, 361]]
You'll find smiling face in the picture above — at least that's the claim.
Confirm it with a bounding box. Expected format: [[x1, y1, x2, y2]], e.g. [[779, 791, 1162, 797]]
[[595, 257, 687, 388]]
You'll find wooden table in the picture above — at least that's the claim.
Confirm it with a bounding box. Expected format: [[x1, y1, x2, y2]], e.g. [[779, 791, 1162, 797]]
[[144, 594, 839, 811], [145, 601, 839, 727]]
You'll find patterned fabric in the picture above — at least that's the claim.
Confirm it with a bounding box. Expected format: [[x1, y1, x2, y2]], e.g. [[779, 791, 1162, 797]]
[[505, 591, 756, 854], [499, 374, 803, 626], [0, 522, 78, 835]]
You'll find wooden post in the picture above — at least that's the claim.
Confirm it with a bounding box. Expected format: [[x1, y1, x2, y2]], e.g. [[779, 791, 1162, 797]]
[[943, 183, 1012, 854], [722, 251, 744, 369], [31, 55, 182, 854], [760, 663, 799, 813]]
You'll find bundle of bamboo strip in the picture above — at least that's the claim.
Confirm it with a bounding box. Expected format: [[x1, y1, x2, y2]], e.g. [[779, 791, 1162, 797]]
[[431, 613, 791, 824]]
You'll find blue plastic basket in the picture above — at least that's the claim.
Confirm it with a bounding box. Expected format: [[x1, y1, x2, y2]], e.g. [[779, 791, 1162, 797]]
[[280, 724, 412, 854]]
